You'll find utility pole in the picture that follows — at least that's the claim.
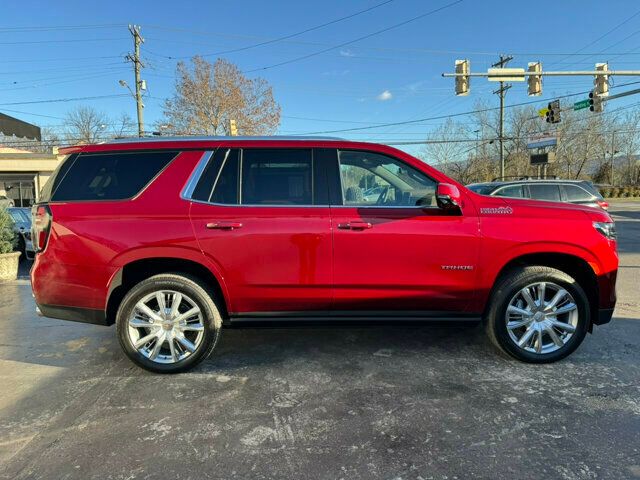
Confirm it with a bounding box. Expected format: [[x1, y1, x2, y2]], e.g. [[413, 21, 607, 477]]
[[611, 131, 616, 186], [126, 25, 145, 137], [493, 55, 513, 180]]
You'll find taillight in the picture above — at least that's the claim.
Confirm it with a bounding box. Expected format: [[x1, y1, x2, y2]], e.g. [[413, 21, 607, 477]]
[[597, 200, 609, 210], [31, 204, 52, 252]]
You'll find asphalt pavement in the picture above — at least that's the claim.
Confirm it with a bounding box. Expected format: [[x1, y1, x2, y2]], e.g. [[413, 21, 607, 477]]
[[1, 203, 639, 480]]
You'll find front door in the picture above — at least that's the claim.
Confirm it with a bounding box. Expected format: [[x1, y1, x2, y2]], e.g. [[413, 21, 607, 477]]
[[329, 149, 480, 315], [189, 147, 332, 315]]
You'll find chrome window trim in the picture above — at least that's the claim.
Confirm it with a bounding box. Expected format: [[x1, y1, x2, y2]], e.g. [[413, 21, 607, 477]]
[[183, 149, 439, 210], [181, 151, 214, 200]]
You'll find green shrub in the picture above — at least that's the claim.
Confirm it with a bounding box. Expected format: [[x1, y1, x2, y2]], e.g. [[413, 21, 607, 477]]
[[0, 208, 17, 254], [600, 187, 612, 198]]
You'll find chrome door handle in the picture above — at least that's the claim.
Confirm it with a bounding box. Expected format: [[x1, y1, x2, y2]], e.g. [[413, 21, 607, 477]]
[[206, 222, 243, 230], [337, 221, 372, 230]]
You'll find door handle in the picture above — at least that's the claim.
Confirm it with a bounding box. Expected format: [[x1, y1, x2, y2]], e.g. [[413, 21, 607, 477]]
[[337, 221, 372, 230], [206, 222, 243, 230]]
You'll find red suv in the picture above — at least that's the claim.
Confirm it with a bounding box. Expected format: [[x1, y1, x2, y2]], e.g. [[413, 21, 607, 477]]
[[30, 137, 618, 373]]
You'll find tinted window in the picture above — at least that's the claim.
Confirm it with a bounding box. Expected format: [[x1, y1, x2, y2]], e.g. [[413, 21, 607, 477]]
[[38, 154, 78, 202], [241, 149, 313, 205], [564, 184, 593, 202], [338, 150, 436, 207], [467, 184, 495, 195], [494, 185, 524, 198], [212, 149, 240, 204], [528, 184, 561, 202], [50, 151, 177, 201], [192, 149, 240, 204]]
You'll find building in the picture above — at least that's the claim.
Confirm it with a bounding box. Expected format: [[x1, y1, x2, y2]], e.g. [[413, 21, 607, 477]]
[[0, 146, 64, 207]]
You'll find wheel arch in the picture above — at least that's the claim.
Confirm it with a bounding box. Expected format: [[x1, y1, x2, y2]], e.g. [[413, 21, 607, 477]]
[[105, 257, 229, 326], [486, 252, 599, 330]]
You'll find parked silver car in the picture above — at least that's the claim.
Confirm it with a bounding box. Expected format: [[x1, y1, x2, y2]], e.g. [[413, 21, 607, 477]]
[[7, 207, 34, 260]]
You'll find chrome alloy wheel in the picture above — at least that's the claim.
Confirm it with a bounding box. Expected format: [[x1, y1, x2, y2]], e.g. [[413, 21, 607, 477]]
[[127, 290, 205, 364], [505, 282, 579, 355]]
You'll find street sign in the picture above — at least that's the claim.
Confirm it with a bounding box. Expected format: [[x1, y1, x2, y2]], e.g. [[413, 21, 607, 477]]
[[487, 67, 526, 82], [573, 99, 590, 110], [530, 152, 556, 165], [527, 133, 557, 149]]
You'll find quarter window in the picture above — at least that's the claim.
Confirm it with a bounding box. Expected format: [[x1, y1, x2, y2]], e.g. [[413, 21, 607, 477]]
[[338, 150, 436, 207], [564, 184, 593, 202], [49, 151, 177, 201]]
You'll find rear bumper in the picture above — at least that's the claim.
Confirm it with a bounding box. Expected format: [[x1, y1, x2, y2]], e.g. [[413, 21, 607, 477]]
[[594, 307, 614, 326], [36, 303, 109, 326]]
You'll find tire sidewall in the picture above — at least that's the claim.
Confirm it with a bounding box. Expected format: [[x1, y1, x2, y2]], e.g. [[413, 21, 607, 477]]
[[490, 269, 590, 363], [116, 275, 221, 373]]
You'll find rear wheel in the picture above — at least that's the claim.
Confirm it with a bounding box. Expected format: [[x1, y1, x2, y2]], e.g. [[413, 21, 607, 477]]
[[116, 273, 222, 373], [485, 266, 590, 363]]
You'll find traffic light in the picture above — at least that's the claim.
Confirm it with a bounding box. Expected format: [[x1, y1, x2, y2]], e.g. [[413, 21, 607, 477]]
[[545, 100, 561, 123], [455, 59, 469, 96], [527, 62, 542, 96], [589, 91, 603, 113], [229, 119, 238, 136], [594, 63, 609, 97]]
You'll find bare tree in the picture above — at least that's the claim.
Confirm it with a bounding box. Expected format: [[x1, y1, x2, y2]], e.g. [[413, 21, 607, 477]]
[[64, 106, 109, 144], [110, 112, 136, 138], [161, 56, 281, 135]]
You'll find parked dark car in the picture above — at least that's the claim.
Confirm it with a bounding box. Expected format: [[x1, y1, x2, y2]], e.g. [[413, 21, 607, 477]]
[[7, 207, 34, 260], [467, 179, 608, 210]]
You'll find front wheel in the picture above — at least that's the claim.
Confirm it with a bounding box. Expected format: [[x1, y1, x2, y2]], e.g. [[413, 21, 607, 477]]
[[116, 273, 222, 373], [485, 266, 590, 363]]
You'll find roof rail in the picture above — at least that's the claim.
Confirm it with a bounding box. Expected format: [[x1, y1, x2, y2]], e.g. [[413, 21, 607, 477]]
[[105, 135, 346, 144]]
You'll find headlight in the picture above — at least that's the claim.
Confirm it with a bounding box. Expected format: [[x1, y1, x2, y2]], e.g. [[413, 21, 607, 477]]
[[593, 221, 616, 240]]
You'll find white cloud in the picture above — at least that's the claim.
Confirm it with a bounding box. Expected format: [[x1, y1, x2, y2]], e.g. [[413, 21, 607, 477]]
[[377, 90, 393, 101], [340, 49, 355, 57]]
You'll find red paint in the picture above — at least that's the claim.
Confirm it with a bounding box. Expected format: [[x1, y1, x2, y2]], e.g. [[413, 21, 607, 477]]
[[32, 139, 617, 322]]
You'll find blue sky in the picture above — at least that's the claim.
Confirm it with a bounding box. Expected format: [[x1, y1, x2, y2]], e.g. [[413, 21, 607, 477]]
[[2, 0, 640, 154]]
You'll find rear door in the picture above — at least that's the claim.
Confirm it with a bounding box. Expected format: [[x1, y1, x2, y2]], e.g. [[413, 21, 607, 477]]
[[328, 149, 480, 315], [527, 183, 562, 202], [189, 147, 333, 315]]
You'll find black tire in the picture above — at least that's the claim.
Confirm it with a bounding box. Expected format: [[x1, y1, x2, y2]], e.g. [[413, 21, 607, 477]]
[[116, 273, 222, 373], [17, 235, 26, 262], [485, 266, 590, 363]]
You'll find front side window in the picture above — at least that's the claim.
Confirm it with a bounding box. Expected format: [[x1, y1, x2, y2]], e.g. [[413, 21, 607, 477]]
[[241, 149, 313, 205], [494, 185, 525, 198], [528, 184, 562, 202], [338, 150, 436, 207]]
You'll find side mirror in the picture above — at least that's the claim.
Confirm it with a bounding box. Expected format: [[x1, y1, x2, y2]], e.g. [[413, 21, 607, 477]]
[[436, 183, 462, 209]]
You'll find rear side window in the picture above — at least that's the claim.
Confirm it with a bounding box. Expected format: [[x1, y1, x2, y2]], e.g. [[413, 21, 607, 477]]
[[528, 184, 561, 202], [192, 148, 240, 204], [494, 185, 525, 198], [564, 184, 594, 202], [49, 151, 177, 201], [241, 149, 313, 205]]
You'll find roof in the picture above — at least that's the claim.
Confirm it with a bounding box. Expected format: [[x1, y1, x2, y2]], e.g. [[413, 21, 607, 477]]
[[58, 135, 363, 155]]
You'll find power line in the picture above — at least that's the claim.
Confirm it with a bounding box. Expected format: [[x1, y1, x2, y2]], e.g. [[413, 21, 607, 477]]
[[0, 94, 130, 106], [0, 37, 129, 45], [297, 81, 640, 135], [0, 24, 126, 33], [548, 8, 640, 67], [243, 0, 464, 73], [148, 0, 397, 60]]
